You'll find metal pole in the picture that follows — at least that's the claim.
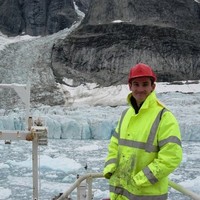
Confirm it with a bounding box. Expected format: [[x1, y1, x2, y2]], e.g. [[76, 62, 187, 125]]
[[57, 173, 103, 200], [77, 181, 87, 200], [32, 134, 39, 200], [25, 81, 30, 130], [169, 180, 200, 200], [87, 177, 93, 200]]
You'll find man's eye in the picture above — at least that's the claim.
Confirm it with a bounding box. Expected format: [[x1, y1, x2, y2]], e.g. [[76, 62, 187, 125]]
[[132, 83, 139, 86], [143, 83, 149, 87]]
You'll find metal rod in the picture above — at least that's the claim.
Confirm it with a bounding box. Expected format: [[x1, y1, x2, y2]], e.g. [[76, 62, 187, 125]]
[[57, 173, 103, 200], [0, 130, 30, 140], [87, 177, 93, 200], [169, 180, 200, 200], [58, 173, 200, 200], [32, 135, 39, 200]]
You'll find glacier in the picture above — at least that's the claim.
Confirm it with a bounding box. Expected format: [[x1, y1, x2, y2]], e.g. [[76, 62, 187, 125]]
[[0, 83, 200, 141]]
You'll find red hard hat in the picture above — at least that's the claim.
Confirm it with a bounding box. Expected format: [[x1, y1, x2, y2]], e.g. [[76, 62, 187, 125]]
[[128, 63, 156, 83]]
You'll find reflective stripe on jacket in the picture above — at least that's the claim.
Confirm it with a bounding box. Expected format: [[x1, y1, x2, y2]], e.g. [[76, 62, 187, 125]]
[[103, 91, 182, 200]]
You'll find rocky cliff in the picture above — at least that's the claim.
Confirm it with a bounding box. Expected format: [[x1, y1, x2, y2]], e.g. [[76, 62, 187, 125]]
[[0, 0, 89, 36], [51, 0, 200, 85]]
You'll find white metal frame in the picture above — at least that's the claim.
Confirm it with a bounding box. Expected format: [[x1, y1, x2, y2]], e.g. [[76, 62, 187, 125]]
[[57, 173, 103, 200], [57, 173, 200, 200], [0, 83, 47, 200]]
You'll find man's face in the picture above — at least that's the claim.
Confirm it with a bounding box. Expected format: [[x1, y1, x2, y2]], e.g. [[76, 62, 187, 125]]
[[129, 77, 155, 105]]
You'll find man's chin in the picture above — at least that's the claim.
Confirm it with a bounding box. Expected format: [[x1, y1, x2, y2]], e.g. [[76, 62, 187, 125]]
[[136, 97, 145, 103]]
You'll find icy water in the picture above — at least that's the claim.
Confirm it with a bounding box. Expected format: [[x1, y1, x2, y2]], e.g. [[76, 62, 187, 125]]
[[0, 139, 200, 200]]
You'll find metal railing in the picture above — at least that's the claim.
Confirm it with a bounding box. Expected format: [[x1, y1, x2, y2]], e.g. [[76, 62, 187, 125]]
[[168, 180, 200, 200], [0, 83, 48, 200], [56, 173, 103, 200], [56, 173, 200, 200]]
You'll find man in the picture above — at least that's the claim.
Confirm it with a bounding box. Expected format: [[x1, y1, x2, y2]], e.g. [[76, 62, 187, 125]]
[[103, 63, 182, 200]]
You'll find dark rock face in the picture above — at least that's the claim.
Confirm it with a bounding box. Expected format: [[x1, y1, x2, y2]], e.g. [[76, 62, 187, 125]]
[[83, 0, 200, 29], [51, 0, 200, 85], [0, 0, 24, 35], [0, 0, 79, 36], [74, 0, 91, 13]]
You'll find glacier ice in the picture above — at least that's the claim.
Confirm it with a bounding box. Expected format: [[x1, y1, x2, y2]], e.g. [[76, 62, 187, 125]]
[[0, 91, 200, 141]]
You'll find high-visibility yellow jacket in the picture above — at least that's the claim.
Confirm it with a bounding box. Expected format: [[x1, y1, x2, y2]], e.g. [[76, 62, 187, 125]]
[[103, 91, 182, 200]]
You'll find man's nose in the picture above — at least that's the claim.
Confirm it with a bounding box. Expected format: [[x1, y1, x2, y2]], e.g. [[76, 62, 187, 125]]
[[137, 85, 144, 91]]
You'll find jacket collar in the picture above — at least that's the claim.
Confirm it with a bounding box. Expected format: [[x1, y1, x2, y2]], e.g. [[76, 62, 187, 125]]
[[127, 91, 157, 112]]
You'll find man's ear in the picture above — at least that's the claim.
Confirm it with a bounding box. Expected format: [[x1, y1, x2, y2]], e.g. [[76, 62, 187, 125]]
[[152, 83, 156, 91], [129, 83, 132, 90]]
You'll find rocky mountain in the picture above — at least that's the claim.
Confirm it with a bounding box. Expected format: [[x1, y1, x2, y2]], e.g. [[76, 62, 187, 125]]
[[1, 0, 200, 108], [51, 0, 200, 86], [0, 0, 90, 36]]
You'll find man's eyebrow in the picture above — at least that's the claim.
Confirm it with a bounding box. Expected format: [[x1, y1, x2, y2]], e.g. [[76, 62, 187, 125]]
[[132, 81, 149, 83]]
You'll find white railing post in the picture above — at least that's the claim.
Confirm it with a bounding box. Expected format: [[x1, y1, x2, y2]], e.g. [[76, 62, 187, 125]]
[[77, 181, 87, 200], [87, 177, 93, 200], [32, 134, 39, 200]]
